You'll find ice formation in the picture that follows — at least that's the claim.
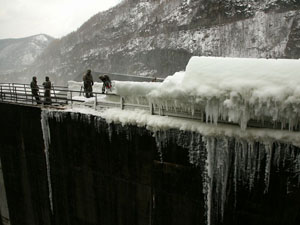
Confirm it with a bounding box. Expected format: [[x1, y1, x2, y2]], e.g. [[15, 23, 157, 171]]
[[41, 109, 53, 214], [42, 106, 300, 225], [180, 57, 300, 130], [111, 56, 300, 130], [0, 158, 10, 224], [153, 130, 300, 225]]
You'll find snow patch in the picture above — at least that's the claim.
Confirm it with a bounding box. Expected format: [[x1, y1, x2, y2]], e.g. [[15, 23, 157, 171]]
[[34, 34, 49, 42]]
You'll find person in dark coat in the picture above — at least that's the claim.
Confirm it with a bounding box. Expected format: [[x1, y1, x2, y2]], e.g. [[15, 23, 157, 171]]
[[99, 74, 111, 94], [30, 76, 41, 104], [83, 69, 94, 98], [42, 76, 52, 105]]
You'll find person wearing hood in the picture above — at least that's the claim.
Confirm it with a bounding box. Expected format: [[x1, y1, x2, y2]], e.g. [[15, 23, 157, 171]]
[[83, 69, 94, 98], [42, 76, 52, 105], [30, 76, 41, 104], [99, 74, 111, 94]]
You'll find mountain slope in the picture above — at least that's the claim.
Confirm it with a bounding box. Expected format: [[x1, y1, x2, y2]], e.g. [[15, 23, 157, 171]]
[[11, 0, 300, 84], [0, 34, 54, 75]]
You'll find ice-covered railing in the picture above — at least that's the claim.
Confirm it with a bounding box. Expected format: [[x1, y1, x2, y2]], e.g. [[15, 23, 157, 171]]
[[108, 56, 300, 131]]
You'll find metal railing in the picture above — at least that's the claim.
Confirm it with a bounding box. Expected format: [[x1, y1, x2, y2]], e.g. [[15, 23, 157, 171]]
[[0, 82, 125, 108], [0, 83, 84, 106], [0, 82, 205, 119]]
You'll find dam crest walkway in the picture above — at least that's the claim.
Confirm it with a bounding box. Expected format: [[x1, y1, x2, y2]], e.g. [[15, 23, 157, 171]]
[[0, 82, 298, 131]]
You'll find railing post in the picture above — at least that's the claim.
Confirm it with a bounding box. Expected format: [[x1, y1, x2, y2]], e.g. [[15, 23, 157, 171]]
[[13, 84, 16, 102], [14, 84, 17, 102], [14, 86, 17, 102], [149, 102, 154, 115], [8, 83, 12, 101], [94, 93, 97, 110], [31, 87, 34, 104], [52, 85, 57, 103], [80, 86, 83, 96], [70, 91, 72, 106], [120, 97, 124, 110], [24, 84, 28, 103], [12, 84, 14, 102], [159, 105, 163, 116]]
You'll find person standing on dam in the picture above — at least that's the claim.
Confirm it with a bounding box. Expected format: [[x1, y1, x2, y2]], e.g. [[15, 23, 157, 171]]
[[30, 76, 41, 104], [99, 74, 112, 94], [83, 69, 94, 98], [42, 76, 52, 105]]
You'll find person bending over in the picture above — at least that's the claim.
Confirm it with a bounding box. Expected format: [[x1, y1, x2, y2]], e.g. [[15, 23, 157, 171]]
[[99, 75, 112, 94]]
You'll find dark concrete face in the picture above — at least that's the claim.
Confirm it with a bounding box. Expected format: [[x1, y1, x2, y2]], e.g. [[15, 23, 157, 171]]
[[0, 103, 299, 225], [0, 103, 52, 225]]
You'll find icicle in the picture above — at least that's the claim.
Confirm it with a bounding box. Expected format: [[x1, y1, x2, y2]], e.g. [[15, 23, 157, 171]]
[[264, 143, 272, 193], [126, 128, 132, 141], [248, 142, 256, 191], [41, 109, 54, 214], [154, 131, 164, 162], [297, 153, 300, 187], [203, 136, 232, 224], [233, 141, 239, 208], [188, 132, 196, 165], [273, 143, 281, 172], [217, 137, 230, 222], [85, 114, 91, 124], [50, 111, 64, 122], [70, 112, 80, 121], [107, 123, 113, 142], [256, 143, 263, 181], [93, 117, 100, 131], [0, 158, 11, 225], [203, 137, 214, 225], [240, 141, 247, 185], [187, 132, 202, 166]]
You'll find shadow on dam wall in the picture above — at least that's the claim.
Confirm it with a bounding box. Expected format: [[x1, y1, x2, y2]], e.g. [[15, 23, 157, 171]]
[[0, 102, 299, 225]]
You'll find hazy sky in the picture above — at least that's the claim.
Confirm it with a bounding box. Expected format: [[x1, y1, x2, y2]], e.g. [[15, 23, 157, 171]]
[[0, 0, 122, 39]]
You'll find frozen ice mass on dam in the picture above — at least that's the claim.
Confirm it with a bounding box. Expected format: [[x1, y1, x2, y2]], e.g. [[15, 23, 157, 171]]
[[21, 56, 300, 225], [66, 56, 300, 141]]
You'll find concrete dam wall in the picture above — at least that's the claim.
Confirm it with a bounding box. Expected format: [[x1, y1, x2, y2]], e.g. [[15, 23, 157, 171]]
[[0, 102, 299, 225]]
